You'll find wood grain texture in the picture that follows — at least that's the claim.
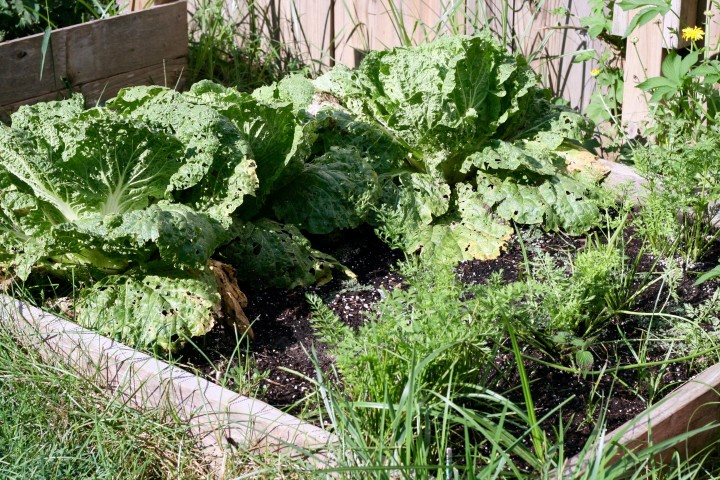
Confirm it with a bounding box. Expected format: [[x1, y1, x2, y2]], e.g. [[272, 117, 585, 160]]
[[335, 0, 372, 66], [336, 0, 465, 67], [286, 0, 335, 68], [64, 1, 187, 84], [706, 0, 720, 56], [0, 1, 188, 115], [79, 58, 187, 105], [0, 295, 334, 470], [0, 29, 69, 105]]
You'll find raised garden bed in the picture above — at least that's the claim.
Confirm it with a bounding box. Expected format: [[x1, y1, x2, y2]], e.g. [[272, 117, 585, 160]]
[[3, 30, 720, 475], [0, 293, 334, 474], [4, 211, 720, 475], [0, 0, 187, 121]]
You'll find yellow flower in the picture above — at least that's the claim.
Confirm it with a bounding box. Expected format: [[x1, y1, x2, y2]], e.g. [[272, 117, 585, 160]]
[[682, 26, 705, 42], [590, 68, 602, 77]]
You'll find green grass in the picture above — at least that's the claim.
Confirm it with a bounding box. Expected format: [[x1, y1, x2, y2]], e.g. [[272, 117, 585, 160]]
[[0, 280, 323, 479], [187, 0, 308, 90], [0, 314, 213, 478]]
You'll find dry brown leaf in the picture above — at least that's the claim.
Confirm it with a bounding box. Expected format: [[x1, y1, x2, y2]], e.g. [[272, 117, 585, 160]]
[[209, 259, 254, 340]]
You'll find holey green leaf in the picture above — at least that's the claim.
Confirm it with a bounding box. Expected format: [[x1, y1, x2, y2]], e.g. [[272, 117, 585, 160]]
[[53, 203, 230, 271], [108, 86, 259, 222], [184, 81, 312, 207], [218, 219, 352, 289], [271, 147, 380, 234], [312, 108, 409, 176], [379, 172, 452, 229], [0, 100, 230, 284], [375, 174, 511, 263], [0, 113, 185, 222], [465, 139, 600, 233], [397, 184, 512, 263], [312, 34, 600, 262], [76, 269, 220, 352], [316, 33, 539, 182], [0, 189, 51, 279]]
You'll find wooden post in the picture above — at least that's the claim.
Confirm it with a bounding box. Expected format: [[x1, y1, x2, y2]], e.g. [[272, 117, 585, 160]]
[[706, 0, 720, 56]]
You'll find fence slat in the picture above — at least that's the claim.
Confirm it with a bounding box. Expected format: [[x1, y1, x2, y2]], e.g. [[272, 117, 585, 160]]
[[621, 11, 664, 137]]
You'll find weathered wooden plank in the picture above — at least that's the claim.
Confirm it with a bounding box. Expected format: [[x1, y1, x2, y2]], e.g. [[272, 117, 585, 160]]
[[528, 0, 600, 110], [0, 58, 187, 122], [79, 57, 187, 105], [562, 361, 720, 475], [706, 0, 720, 56], [1, 1, 188, 115], [335, 0, 371, 66], [0, 294, 335, 468], [0, 29, 68, 105], [334, 0, 359, 66], [339, 0, 458, 61], [0, 91, 69, 123], [64, 1, 188, 85], [285, 0, 334, 70]]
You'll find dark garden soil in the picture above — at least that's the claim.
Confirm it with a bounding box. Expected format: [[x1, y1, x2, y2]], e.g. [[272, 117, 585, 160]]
[[176, 222, 720, 458]]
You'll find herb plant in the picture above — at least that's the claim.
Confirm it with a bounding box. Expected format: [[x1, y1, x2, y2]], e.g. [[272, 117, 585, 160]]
[[634, 134, 720, 264]]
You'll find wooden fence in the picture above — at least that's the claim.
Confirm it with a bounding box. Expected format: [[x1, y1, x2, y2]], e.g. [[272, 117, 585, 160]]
[[201, 0, 718, 130], [205, 0, 610, 109]]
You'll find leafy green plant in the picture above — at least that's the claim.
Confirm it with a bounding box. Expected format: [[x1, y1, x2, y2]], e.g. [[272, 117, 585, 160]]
[[0, 97, 238, 351], [651, 288, 720, 370], [0, 80, 367, 349], [613, 0, 720, 143], [313, 34, 603, 263], [308, 257, 498, 403], [0, 34, 605, 351], [583, 55, 625, 126], [633, 134, 720, 264], [0, 0, 119, 43]]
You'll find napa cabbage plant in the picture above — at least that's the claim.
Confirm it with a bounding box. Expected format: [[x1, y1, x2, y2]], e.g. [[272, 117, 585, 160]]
[[0, 33, 606, 351], [0, 96, 242, 351], [0, 83, 368, 348], [311, 33, 603, 263]]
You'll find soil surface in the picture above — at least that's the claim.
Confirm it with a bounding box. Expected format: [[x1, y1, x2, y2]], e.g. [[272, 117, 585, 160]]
[[175, 222, 720, 458]]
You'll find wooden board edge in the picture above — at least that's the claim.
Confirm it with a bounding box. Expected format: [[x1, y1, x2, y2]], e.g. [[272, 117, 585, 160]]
[[0, 294, 335, 468], [560, 361, 720, 475], [0, 1, 186, 48], [0, 1, 187, 108], [0, 57, 187, 120], [79, 57, 188, 105]]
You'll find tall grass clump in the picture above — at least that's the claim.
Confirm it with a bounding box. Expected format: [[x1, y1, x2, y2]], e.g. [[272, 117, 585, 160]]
[[187, 0, 308, 89]]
